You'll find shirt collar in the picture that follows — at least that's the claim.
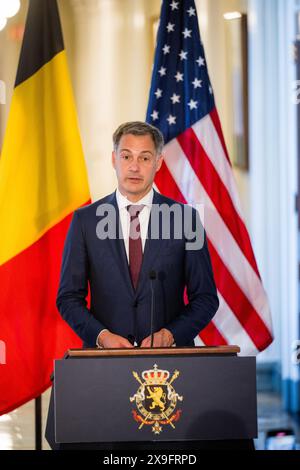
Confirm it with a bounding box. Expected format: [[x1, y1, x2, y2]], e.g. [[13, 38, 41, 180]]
[[116, 187, 154, 210]]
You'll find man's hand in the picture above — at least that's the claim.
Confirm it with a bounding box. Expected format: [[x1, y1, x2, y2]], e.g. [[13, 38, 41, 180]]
[[97, 330, 134, 349], [140, 328, 174, 348]]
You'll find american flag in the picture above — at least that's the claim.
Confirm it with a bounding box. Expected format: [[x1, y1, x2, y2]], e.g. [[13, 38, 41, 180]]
[[146, 0, 273, 355]]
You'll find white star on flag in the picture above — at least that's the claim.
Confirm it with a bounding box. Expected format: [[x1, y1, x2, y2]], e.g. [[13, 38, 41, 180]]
[[192, 78, 202, 89], [155, 88, 162, 99], [170, 1, 179, 11], [188, 99, 198, 110], [166, 22, 175, 32], [196, 56, 205, 67], [163, 44, 170, 54], [179, 50, 188, 60], [151, 110, 159, 121], [174, 71, 184, 82], [158, 66, 166, 76], [167, 114, 176, 125], [170, 93, 180, 104], [187, 7, 196, 16], [182, 28, 192, 38]]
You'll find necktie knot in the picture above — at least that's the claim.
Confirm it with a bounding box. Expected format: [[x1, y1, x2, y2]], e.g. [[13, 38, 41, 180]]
[[127, 204, 144, 219]]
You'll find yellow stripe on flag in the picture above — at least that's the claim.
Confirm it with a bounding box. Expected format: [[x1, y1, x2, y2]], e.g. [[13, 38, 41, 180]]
[[0, 51, 90, 265]]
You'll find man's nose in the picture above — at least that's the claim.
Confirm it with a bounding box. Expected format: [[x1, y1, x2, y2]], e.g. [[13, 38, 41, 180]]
[[129, 159, 140, 171]]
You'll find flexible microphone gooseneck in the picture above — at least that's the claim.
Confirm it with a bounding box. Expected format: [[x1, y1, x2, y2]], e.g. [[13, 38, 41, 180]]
[[149, 270, 157, 348]]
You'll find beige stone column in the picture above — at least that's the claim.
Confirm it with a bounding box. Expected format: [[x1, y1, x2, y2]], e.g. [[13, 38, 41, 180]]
[[61, 0, 160, 201]]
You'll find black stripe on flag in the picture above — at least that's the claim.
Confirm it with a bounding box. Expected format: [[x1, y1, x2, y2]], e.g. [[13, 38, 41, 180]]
[[15, 0, 64, 88]]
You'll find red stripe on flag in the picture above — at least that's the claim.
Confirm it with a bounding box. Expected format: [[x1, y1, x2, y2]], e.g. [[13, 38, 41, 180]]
[[0, 208, 89, 415], [207, 240, 273, 351], [177, 127, 260, 279], [199, 321, 228, 346], [210, 108, 231, 164], [155, 160, 185, 202]]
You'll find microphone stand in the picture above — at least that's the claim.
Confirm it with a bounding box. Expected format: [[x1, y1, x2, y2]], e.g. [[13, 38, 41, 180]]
[[149, 271, 156, 348]]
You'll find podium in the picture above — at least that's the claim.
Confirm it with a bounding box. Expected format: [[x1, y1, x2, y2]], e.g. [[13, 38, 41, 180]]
[[45, 346, 257, 450]]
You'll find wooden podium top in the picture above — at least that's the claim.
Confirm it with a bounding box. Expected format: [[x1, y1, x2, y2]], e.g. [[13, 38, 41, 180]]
[[66, 345, 240, 358]]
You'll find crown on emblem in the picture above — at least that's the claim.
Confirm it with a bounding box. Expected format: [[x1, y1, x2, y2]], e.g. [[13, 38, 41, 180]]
[[142, 364, 170, 385]]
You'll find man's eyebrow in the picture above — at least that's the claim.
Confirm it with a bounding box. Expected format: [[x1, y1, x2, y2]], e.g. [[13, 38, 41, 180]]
[[119, 148, 154, 155]]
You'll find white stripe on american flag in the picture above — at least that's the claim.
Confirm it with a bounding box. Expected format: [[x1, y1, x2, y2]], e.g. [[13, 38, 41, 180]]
[[163, 137, 272, 333], [194, 335, 205, 346]]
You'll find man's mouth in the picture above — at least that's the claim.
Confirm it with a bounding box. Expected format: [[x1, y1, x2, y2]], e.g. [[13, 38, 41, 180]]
[[127, 177, 143, 182]]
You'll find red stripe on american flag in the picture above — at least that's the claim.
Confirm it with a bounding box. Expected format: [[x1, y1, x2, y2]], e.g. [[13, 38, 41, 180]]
[[199, 320, 228, 346], [210, 108, 231, 164], [155, 160, 184, 201], [208, 240, 273, 351], [177, 127, 260, 279]]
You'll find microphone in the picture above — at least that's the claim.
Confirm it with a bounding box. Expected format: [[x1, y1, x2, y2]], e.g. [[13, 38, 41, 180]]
[[149, 270, 157, 348]]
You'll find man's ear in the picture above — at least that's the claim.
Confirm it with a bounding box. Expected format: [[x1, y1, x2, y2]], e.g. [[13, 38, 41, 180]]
[[155, 154, 164, 173], [112, 151, 116, 169]]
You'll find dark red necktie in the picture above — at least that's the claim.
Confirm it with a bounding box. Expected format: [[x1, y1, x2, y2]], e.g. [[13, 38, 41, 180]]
[[127, 205, 144, 290]]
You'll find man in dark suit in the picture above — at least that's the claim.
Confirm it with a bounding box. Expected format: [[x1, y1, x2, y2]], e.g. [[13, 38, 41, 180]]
[[56, 121, 219, 349]]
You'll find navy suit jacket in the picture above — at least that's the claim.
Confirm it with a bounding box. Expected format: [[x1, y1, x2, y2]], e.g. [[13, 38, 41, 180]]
[[56, 190, 219, 347]]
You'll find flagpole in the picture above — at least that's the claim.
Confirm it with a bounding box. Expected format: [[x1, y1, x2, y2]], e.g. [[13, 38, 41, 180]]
[[35, 396, 42, 450]]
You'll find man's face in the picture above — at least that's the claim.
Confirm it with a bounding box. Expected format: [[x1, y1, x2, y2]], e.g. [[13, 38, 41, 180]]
[[112, 133, 163, 202]]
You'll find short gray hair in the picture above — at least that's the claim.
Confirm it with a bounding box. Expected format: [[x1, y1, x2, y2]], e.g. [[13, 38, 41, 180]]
[[113, 121, 164, 155]]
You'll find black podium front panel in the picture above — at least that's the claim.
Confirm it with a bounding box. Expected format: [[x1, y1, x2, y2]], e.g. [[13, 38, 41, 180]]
[[54, 355, 256, 443]]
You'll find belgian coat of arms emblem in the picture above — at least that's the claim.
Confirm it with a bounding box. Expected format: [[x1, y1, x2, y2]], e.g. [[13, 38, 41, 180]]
[[130, 364, 183, 435]]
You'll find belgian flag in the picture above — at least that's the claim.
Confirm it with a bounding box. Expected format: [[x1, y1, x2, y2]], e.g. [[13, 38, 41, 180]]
[[0, 0, 90, 414]]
